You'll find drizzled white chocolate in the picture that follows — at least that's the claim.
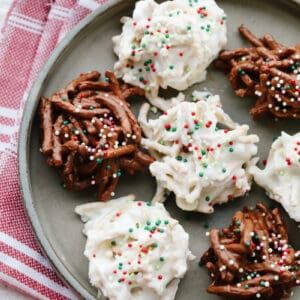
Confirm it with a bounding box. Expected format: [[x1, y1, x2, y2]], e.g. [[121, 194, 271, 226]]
[[113, 0, 227, 110], [75, 195, 194, 300], [139, 92, 259, 213], [250, 132, 300, 222]]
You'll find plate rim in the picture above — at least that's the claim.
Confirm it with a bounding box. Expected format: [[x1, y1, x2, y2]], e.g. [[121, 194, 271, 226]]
[[18, 1, 123, 299], [18, 1, 300, 299]]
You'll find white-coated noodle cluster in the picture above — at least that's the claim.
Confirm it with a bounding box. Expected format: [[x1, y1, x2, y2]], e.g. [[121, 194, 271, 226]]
[[139, 92, 259, 213]]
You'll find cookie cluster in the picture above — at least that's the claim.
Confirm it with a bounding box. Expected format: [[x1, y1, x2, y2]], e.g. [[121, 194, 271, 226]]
[[201, 203, 300, 299], [39, 71, 153, 201], [215, 25, 300, 119]]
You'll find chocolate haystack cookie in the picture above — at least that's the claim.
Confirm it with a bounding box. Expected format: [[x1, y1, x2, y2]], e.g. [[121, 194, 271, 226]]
[[39, 70, 154, 201], [215, 25, 300, 119], [201, 203, 300, 299]]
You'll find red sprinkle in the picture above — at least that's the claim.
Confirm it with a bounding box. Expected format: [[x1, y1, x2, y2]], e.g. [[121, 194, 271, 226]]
[[158, 275, 163, 280], [141, 247, 148, 254]]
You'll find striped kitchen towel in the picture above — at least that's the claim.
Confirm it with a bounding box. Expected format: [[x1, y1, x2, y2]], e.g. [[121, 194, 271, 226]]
[[0, 0, 110, 299]]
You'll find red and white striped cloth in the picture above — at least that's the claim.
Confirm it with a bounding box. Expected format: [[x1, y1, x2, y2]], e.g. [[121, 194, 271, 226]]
[[0, 1, 111, 299]]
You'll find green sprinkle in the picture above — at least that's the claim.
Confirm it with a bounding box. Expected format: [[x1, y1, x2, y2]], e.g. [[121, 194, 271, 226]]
[[155, 220, 161, 226], [176, 156, 183, 161], [222, 168, 227, 173], [169, 65, 174, 70], [229, 148, 234, 153], [238, 68, 246, 76], [63, 120, 69, 125], [96, 158, 103, 164], [205, 196, 210, 202], [146, 221, 151, 226], [150, 106, 158, 114], [129, 228, 133, 233], [201, 149, 207, 155], [164, 220, 169, 225], [111, 240, 116, 246], [199, 172, 204, 177], [203, 223, 209, 229], [160, 257, 165, 262], [202, 163, 208, 168]]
